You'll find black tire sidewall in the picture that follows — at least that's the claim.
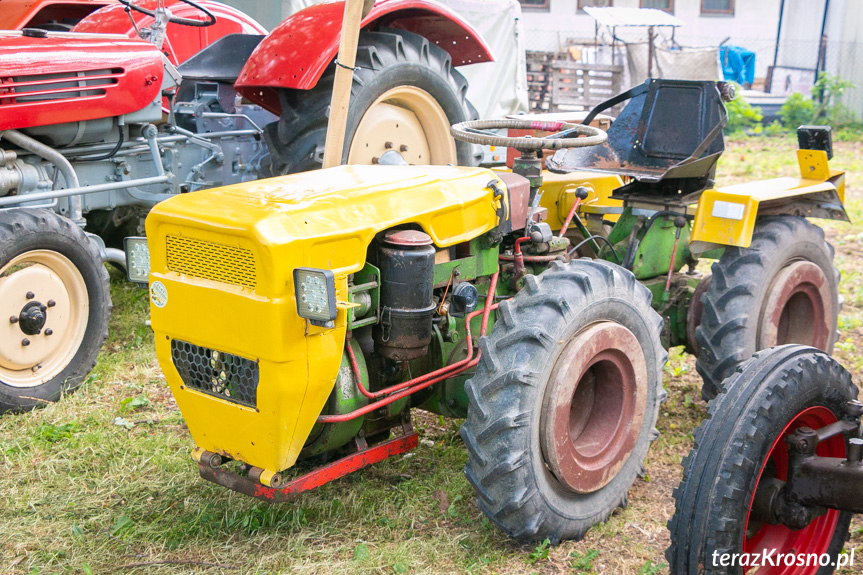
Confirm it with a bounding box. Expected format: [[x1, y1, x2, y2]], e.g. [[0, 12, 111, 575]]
[[0, 210, 110, 412], [527, 295, 663, 522]]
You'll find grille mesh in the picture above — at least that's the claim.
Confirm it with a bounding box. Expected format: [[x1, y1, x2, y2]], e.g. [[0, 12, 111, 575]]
[[171, 340, 259, 408], [166, 235, 256, 289]]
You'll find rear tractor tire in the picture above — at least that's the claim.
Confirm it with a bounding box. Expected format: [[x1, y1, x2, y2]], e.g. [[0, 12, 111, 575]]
[[0, 209, 111, 413], [461, 259, 667, 543], [667, 346, 857, 575], [263, 28, 479, 175], [696, 216, 839, 400]]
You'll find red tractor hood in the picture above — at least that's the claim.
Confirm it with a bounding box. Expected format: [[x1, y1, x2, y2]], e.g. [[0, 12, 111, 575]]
[[0, 30, 163, 131]]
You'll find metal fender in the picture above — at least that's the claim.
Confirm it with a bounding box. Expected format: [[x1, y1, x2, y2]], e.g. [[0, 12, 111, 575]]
[[234, 0, 494, 115], [0, 0, 111, 30], [73, 0, 267, 65]]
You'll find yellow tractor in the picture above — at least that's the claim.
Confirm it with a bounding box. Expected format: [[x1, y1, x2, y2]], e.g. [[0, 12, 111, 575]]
[[127, 78, 847, 543]]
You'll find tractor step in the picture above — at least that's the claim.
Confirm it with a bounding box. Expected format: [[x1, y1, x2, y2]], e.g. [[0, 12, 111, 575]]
[[198, 425, 419, 502]]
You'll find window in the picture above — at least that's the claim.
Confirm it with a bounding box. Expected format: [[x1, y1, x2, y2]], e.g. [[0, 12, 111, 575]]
[[578, 0, 612, 12], [701, 0, 733, 14], [519, 0, 549, 11], [640, 0, 673, 13]]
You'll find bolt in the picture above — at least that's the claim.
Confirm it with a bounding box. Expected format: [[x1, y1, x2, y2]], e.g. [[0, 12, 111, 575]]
[[371, 157, 379, 164], [40, 305, 46, 312], [44, 329, 53, 336], [384, 141, 394, 149], [400, 144, 409, 152], [25, 291, 34, 300], [21, 338, 30, 346], [9, 316, 18, 324], [47, 300, 55, 308]]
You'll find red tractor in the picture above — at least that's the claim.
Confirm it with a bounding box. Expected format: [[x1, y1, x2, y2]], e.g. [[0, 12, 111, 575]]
[[0, 0, 491, 412]]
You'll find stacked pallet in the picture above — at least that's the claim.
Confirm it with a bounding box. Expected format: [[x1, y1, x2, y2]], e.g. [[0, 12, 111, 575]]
[[551, 61, 623, 113], [526, 51, 554, 113]]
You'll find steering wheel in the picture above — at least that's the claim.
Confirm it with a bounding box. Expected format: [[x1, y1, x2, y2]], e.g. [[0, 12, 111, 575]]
[[119, 0, 217, 27], [450, 118, 607, 152]]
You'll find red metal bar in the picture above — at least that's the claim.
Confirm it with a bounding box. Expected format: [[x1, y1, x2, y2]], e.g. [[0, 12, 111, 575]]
[[559, 196, 583, 237], [318, 271, 500, 423], [198, 429, 419, 502]]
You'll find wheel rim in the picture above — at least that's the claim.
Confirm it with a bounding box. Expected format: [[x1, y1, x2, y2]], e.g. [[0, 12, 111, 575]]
[[759, 261, 832, 349], [743, 406, 844, 575], [540, 322, 647, 494], [347, 86, 457, 166], [0, 250, 89, 387]]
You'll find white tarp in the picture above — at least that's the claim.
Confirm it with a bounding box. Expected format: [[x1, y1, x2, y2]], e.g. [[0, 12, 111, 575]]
[[281, 0, 528, 118], [626, 43, 722, 85]]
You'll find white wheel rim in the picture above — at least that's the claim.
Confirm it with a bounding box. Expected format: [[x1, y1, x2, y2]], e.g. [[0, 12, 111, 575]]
[[0, 250, 89, 388], [347, 86, 457, 166]]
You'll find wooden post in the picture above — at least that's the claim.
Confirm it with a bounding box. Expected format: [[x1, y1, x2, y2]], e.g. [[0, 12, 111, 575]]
[[321, 0, 374, 169]]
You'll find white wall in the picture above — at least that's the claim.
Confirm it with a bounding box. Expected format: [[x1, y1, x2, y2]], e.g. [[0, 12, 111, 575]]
[[519, 0, 789, 78]]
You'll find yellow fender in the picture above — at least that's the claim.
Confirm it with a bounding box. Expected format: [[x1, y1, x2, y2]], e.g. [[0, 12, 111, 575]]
[[690, 150, 848, 253]]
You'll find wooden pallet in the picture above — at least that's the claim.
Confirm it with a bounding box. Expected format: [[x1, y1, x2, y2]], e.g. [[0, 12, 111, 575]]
[[551, 61, 623, 113]]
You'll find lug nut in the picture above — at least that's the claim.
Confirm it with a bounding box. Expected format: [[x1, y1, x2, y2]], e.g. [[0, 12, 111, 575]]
[[9, 316, 18, 324], [384, 141, 394, 149], [44, 329, 53, 336], [21, 338, 30, 346], [400, 144, 409, 152], [25, 292, 34, 300], [40, 305, 47, 312], [47, 300, 55, 308]]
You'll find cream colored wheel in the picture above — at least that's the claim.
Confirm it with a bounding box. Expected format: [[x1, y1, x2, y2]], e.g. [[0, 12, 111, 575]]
[[0, 209, 111, 412], [0, 251, 89, 387], [347, 86, 457, 166]]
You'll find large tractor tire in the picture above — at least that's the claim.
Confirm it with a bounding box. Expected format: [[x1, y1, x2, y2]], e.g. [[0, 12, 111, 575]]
[[696, 216, 839, 400], [461, 259, 667, 543], [0, 209, 111, 413], [667, 346, 856, 575], [263, 28, 479, 175]]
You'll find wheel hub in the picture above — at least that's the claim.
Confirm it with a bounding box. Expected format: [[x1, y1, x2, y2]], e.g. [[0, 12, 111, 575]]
[[17, 300, 48, 336], [758, 260, 832, 349], [541, 322, 647, 494]]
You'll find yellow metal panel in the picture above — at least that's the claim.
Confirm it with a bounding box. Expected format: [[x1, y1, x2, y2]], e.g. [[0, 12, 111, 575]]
[[146, 165, 501, 473], [691, 172, 841, 249]]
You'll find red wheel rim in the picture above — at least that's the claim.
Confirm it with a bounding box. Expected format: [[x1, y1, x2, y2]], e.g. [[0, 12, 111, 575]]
[[758, 261, 832, 350], [540, 322, 647, 493], [743, 406, 845, 574]]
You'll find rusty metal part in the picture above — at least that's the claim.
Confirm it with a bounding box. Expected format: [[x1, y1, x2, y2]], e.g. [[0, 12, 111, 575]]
[[758, 260, 833, 349], [540, 322, 647, 493], [198, 423, 419, 502]]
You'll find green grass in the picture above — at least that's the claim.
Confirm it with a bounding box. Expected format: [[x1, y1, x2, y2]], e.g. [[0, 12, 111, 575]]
[[2, 136, 863, 573]]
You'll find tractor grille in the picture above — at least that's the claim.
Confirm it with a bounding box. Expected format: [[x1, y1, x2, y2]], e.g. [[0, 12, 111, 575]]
[[166, 235, 256, 289], [171, 340, 259, 408], [0, 69, 122, 105]]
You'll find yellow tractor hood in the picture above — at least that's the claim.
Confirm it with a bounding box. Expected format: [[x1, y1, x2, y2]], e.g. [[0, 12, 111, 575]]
[[145, 164, 500, 473]]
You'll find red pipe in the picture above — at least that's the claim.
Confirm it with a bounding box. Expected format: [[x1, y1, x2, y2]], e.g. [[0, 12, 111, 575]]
[[317, 271, 500, 423]]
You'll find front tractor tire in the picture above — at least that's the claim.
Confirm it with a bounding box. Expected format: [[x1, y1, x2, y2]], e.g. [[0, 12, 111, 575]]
[[667, 346, 857, 575], [0, 209, 111, 413], [696, 216, 839, 400], [263, 28, 479, 175], [461, 260, 667, 543]]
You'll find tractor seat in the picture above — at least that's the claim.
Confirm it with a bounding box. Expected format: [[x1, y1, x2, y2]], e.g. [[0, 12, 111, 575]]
[[177, 34, 265, 83], [546, 79, 726, 184]]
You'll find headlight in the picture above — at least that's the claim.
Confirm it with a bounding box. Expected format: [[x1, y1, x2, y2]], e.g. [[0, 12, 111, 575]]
[[124, 237, 150, 285], [293, 267, 337, 327]]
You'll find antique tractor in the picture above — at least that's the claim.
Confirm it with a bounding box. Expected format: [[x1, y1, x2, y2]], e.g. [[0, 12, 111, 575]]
[[130, 79, 848, 542], [667, 346, 862, 574], [0, 0, 490, 412]]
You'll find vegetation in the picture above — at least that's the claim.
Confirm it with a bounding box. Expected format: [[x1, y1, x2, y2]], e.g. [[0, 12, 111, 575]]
[[2, 137, 863, 573]]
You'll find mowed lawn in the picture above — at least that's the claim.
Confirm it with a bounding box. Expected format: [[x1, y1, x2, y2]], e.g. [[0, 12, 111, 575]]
[[2, 135, 863, 574]]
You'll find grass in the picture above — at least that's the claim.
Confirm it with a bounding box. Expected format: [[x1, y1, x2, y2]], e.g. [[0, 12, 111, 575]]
[[2, 134, 863, 574]]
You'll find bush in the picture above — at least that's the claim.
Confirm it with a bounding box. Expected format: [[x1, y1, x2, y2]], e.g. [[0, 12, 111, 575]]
[[779, 73, 856, 130], [725, 86, 763, 135], [779, 93, 816, 129]]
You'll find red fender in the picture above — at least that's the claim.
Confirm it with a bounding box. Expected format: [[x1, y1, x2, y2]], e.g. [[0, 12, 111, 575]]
[[73, 0, 267, 65], [234, 0, 494, 115]]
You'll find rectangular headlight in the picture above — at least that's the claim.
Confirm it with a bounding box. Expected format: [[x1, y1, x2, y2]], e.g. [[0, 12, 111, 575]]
[[124, 236, 150, 285], [293, 267, 337, 327]]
